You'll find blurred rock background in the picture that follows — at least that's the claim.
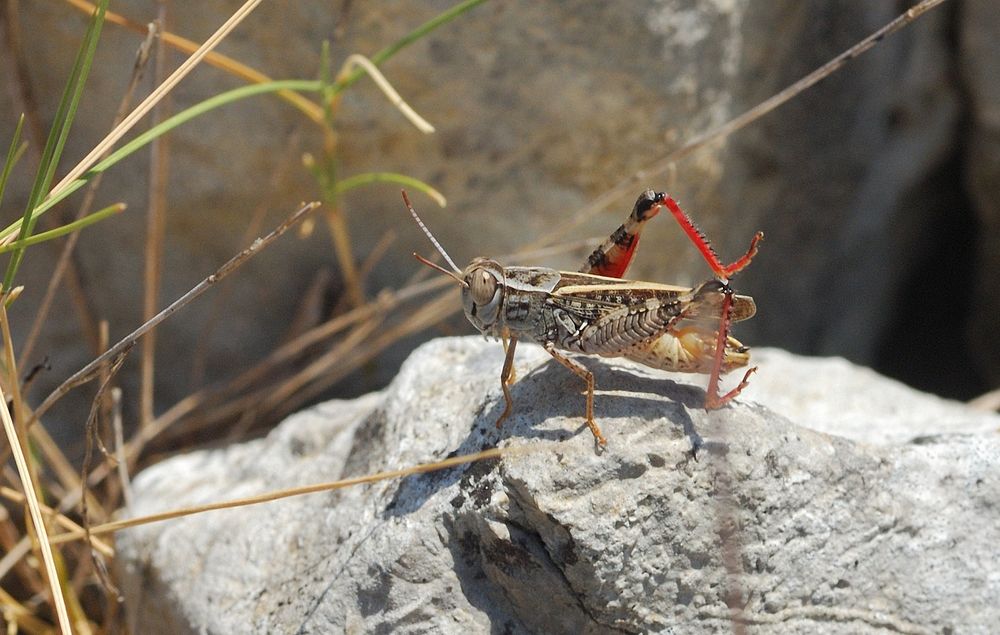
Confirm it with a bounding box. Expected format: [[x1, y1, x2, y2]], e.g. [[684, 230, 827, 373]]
[[1, 0, 996, 450]]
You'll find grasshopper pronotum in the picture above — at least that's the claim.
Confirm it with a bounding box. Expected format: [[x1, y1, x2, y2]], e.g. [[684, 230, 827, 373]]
[[403, 190, 763, 446]]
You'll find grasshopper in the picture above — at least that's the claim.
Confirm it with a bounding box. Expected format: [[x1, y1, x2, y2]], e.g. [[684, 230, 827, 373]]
[[403, 189, 762, 446]]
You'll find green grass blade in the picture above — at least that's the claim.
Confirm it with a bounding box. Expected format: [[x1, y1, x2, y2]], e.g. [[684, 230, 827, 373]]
[[0, 0, 481, 248], [0, 204, 124, 255], [335, 172, 446, 207], [333, 0, 489, 95], [0, 115, 26, 213], [0, 80, 322, 241], [2, 0, 109, 292]]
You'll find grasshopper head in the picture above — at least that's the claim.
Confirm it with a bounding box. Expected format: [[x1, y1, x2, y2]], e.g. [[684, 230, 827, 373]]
[[462, 258, 506, 335]]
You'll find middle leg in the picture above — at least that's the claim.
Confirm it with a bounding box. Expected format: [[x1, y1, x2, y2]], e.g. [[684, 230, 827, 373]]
[[544, 343, 606, 446]]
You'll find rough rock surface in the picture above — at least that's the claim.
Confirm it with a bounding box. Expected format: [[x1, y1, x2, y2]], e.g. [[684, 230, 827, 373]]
[[117, 337, 1000, 634]]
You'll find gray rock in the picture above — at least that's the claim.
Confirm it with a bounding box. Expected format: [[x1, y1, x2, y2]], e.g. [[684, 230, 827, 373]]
[[117, 337, 1000, 634]]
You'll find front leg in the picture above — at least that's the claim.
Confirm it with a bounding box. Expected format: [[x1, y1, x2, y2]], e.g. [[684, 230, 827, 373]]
[[501, 329, 517, 384], [495, 334, 518, 429], [544, 343, 606, 446]]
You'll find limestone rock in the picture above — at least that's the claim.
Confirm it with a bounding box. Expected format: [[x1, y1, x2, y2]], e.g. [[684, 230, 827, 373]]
[[117, 337, 1000, 634]]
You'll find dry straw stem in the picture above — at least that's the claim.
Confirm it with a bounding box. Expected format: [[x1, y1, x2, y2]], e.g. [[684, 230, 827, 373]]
[[63, 0, 445, 137], [141, 12, 172, 429], [13, 19, 158, 368], [0, 384, 71, 634], [49, 442, 561, 545], [187, 133, 303, 389], [0, 487, 113, 558], [63, 0, 325, 124], [531, 0, 950, 250], [0, 585, 52, 635], [31, 201, 321, 424], [45, 0, 265, 207], [338, 54, 435, 133], [93, 277, 452, 469]]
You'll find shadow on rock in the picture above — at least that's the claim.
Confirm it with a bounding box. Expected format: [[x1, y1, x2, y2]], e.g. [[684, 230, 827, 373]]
[[385, 356, 705, 518]]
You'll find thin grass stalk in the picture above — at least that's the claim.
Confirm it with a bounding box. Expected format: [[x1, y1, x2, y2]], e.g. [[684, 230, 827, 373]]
[[332, 0, 490, 94], [18, 24, 158, 367], [0, 417, 94, 524], [135, 280, 453, 445], [0, 466, 48, 594], [0, 585, 52, 634], [1, 0, 47, 149], [0, 114, 25, 212], [3, 0, 109, 293], [50, 444, 535, 544], [111, 388, 132, 509], [64, 0, 326, 123], [141, 7, 172, 428], [0, 383, 71, 633], [1, 80, 443, 242], [46, 0, 264, 206], [0, 487, 113, 557], [250, 313, 386, 425], [338, 54, 434, 133], [0, 305, 30, 486], [270, 289, 459, 422], [187, 133, 302, 388], [31, 201, 321, 424], [0, 204, 124, 254]]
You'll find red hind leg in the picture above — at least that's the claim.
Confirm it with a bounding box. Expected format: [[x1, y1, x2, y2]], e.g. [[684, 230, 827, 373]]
[[581, 190, 663, 278], [703, 284, 758, 409], [659, 194, 763, 280]]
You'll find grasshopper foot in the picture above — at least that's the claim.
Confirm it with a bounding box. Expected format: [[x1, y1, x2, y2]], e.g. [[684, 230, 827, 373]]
[[705, 366, 757, 409], [586, 418, 608, 447]]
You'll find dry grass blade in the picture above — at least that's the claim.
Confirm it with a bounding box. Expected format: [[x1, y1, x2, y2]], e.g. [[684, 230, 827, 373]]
[[273, 288, 461, 420], [0, 386, 71, 634], [47, 0, 265, 204], [63, 0, 325, 123], [92, 277, 450, 468], [0, 585, 52, 635], [188, 132, 302, 388], [49, 443, 559, 545], [110, 387, 132, 508], [80, 350, 130, 556], [338, 54, 435, 133], [17, 17, 158, 369], [31, 201, 321, 424], [0, 487, 113, 557], [141, 9, 172, 428]]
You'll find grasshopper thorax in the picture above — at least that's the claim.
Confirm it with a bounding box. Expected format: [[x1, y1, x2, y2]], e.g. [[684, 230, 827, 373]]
[[462, 257, 506, 335]]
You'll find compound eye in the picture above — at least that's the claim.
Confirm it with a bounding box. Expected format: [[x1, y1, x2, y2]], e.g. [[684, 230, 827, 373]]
[[470, 269, 498, 306]]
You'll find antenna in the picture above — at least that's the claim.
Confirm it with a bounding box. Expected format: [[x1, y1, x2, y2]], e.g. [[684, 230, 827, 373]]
[[401, 190, 463, 275], [412, 252, 467, 287]]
